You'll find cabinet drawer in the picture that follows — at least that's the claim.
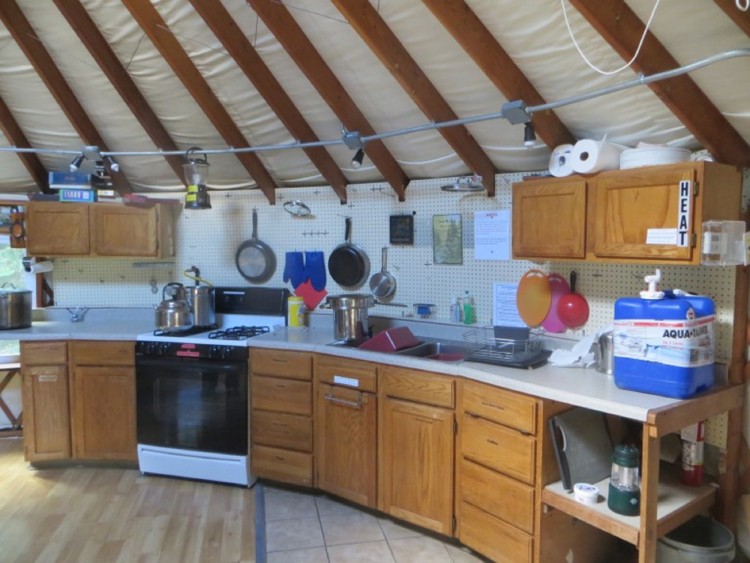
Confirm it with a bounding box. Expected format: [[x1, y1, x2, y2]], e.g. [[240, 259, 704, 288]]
[[21, 341, 67, 365], [316, 354, 377, 392], [381, 366, 454, 408], [251, 349, 312, 380], [459, 501, 532, 563], [252, 410, 312, 452], [252, 375, 311, 416], [251, 444, 313, 487], [463, 380, 537, 434], [461, 413, 536, 485], [460, 458, 534, 534], [70, 341, 135, 366]]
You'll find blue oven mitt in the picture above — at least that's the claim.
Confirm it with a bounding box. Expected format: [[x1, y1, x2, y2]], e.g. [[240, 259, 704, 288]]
[[305, 251, 327, 291], [283, 251, 306, 288]]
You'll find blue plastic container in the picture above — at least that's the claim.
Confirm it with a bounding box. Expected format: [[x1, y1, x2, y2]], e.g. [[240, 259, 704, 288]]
[[613, 289, 715, 399]]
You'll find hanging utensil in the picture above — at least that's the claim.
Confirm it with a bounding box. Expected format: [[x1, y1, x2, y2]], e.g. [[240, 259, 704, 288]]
[[541, 273, 570, 333], [516, 269, 552, 327], [369, 247, 396, 299], [235, 209, 277, 283], [328, 217, 370, 289]]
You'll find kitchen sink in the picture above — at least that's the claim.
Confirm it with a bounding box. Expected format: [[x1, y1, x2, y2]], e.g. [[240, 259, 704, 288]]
[[394, 340, 467, 362]]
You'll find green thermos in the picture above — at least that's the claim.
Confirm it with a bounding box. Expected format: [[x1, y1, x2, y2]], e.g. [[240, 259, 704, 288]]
[[607, 444, 640, 516]]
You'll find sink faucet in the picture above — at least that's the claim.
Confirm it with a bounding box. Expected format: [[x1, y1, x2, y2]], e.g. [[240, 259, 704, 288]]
[[66, 307, 89, 323]]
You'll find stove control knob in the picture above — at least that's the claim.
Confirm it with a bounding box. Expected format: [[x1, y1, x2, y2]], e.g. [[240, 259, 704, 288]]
[[221, 347, 235, 360], [208, 345, 222, 359], [158, 343, 171, 356]]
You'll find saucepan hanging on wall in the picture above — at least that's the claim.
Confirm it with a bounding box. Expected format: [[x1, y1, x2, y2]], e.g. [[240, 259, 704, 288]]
[[235, 208, 276, 283]]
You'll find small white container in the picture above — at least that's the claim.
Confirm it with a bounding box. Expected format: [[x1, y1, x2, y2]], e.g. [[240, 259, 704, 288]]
[[574, 483, 600, 506]]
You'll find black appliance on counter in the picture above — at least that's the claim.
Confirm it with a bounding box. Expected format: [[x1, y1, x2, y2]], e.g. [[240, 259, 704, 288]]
[[135, 287, 288, 487]]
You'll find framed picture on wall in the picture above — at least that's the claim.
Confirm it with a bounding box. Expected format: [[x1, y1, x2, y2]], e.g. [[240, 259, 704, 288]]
[[432, 214, 462, 264], [0, 207, 12, 234]]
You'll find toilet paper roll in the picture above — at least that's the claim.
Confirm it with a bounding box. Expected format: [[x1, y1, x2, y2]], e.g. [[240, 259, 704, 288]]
[[570, 139, 625, 174], [548, 144, 575, 177]]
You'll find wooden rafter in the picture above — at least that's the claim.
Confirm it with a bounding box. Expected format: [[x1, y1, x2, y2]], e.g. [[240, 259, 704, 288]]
[[121, 0, 277, 203], [0, 95, 50, 193], [569, 0, 750, 167], [714, 0, 750, 37], [189, 0, 348, 203], [422, 0, 575, 149], [52, 0, 187, 186], [0, 1, 132, 193], [330, 0, 497, 195], [248, 0, 410, 201]]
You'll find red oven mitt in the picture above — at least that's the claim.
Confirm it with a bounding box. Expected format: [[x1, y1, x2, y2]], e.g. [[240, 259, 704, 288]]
[[294, 279, 327, 310]]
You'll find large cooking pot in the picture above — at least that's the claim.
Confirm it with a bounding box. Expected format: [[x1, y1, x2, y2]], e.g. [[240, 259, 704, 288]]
[[186, 285, 215, 328], [326, 293, 374, 342], [0, 288, 31, 329], [328, 218, 370, 289], [155, 283, 193, 331]]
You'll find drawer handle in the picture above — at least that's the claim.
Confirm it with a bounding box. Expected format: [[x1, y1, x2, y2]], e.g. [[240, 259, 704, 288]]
[[324, 393, 362, 409], [271, 358, 288, 364], [481, 401, 504, 411], [274, 455, 286, 461], [486, 438, 499, 446]]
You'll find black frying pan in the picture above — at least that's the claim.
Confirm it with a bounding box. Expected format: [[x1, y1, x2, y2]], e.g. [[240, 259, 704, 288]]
[[235, 208, 276, 283], [328, 217, 370, 288]]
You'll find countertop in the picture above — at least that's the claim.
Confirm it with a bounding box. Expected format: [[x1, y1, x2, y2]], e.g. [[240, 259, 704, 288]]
[[2, 307, 693, 422]]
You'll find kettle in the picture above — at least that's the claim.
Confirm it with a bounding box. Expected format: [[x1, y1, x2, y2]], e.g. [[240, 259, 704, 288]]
[[595, 331, 614, 375], [183, 266, 216, 328], [155, 282, 193, 331]]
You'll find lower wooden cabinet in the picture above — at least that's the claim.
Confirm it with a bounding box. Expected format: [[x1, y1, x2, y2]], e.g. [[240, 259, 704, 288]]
[[379, 366, 456, 536], [459, 501, 533, 563], [21, 341, 71, 462], [250, 349, 313, 486]]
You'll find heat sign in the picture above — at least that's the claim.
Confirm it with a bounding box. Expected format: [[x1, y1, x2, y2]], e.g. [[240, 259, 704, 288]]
[[677, 180, 692, 247]]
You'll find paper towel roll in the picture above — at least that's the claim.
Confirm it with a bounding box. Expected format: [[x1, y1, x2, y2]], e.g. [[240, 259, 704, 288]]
[[548, 144, 575, 177], [570, 139, 625, 174]]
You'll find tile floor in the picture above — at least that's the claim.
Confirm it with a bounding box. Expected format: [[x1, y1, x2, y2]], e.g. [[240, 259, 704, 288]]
[[260, 484, 487, 563]]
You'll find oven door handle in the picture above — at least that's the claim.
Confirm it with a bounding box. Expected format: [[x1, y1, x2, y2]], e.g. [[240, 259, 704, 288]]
[[136, 355, 246, 371]]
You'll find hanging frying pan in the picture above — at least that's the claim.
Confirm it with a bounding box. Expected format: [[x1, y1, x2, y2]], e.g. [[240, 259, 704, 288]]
[[516, 269, 551, 327], [557, 271, 590, 329], [328, 217, 370, 289], [235, 208, 276, 283], [369, 247, 396, 299]]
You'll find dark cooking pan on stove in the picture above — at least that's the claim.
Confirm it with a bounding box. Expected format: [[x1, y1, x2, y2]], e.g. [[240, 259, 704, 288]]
[[328, 217, 370, 289]]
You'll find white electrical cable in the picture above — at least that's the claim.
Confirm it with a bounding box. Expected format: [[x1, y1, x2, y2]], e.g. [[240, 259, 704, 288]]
[[737, 0, 749, 11], [561, 0, 661, 76]]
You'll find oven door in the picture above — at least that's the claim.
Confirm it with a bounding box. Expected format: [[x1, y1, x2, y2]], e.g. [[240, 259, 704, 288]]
[[136, 355, 248, 456]]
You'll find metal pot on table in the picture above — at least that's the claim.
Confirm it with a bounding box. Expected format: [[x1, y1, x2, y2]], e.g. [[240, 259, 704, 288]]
[[0, 286, 31, 329], [155, 282, 193, 332], [325, 293, 374, 342]]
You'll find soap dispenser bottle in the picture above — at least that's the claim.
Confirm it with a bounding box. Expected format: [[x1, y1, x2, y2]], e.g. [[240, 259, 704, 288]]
[[462, 290, 475, 325]]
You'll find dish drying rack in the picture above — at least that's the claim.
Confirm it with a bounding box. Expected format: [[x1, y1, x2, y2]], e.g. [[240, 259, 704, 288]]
[[463, 327, 548, 368]]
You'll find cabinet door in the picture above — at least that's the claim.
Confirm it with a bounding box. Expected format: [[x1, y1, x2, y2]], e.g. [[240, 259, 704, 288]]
[[512, 179, 587, 259], [316, 383, 377, 507], [71, 366, 136, 461], [22, 365, 71, 461], [591, 167, 697, 262], [379, 397, 454, 535], [26, 202, 90, 256], [90, 204, 160, 257]]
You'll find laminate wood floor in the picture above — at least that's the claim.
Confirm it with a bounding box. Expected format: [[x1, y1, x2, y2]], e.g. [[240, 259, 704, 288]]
[[0, 437, 256, 563]]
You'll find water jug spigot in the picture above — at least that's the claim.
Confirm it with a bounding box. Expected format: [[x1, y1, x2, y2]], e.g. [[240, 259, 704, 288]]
[[640, 269, 665, 300]]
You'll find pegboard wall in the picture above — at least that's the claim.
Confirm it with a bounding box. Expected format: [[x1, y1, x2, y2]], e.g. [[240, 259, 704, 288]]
[[52, 170, 747, 447]]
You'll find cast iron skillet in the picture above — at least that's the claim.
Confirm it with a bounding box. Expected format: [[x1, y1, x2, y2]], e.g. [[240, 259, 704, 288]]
[[328, 217, 370, 289], [235, 208, 276, 283]]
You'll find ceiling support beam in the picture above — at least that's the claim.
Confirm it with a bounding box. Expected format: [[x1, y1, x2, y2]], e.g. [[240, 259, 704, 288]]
[[189, 1, 348, 203], [569, 0, 750, 167], [52, 0, 187, 186], [0, 95, 50, 193], [121, 0, 277, 203], [248, 0, 410, 201], [422, 0, 575, 149], [714, 0, 750, 37], [0, 1, 132, 193], [330, 0, 496, 195]]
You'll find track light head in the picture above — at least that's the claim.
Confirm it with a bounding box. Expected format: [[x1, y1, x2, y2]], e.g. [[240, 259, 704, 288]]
[[523, 122, 536, 148], [351, 148, 365, 169], [69, 155, 84, 172], [103, 155, 120, 172]]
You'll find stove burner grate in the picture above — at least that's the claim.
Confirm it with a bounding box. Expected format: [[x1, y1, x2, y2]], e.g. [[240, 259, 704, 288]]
[[208, 325, 271, 340], [154, 324, 218, 337]]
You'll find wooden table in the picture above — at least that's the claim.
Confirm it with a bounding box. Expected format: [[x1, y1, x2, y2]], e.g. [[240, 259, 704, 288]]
[[0, 362, 22, 436]]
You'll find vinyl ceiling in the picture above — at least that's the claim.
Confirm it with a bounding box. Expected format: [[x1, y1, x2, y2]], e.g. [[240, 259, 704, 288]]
[[0, 0, 748, 203]]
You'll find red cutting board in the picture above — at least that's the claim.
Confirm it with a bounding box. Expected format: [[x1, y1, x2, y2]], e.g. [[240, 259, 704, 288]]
[[542, 273, 570, 333]]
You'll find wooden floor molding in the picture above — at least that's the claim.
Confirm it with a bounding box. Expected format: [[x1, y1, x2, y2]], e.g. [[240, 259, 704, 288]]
[[0, 437, 257, 562]]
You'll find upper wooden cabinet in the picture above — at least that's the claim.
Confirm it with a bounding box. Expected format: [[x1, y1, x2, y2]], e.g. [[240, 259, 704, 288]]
[[26, 201, 177, 258], [512, 162, 741, 264]]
